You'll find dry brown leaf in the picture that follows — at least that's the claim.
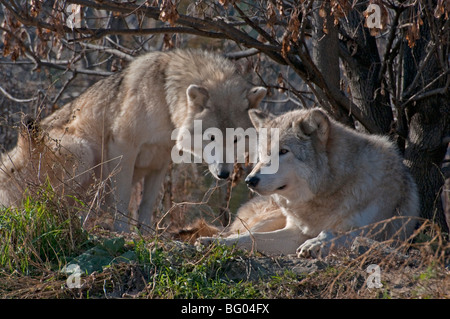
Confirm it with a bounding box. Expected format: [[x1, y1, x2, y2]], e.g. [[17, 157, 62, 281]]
[[159, 0, 179, 26]]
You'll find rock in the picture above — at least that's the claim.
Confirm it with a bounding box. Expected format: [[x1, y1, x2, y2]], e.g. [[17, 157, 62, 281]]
[[219, 255, 328, 282], [350, 236, 411, 261]]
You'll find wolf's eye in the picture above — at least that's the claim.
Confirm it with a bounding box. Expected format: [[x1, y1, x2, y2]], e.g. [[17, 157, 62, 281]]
[[210, 135, 215, 141], [279, 149, 289, 155]]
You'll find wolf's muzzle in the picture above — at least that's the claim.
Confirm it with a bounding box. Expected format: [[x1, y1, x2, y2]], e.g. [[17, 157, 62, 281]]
[[217, 170, 230, 179], [245, 175, 260, 188]]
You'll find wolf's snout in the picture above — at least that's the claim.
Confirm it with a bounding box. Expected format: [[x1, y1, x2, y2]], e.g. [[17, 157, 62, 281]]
[[217, 170, 230, 179], [245, 175, 260, 188]]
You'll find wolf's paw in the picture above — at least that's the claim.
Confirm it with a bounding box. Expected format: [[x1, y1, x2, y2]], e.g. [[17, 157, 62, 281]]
[[297, 231, 334, 258], [297, 239, 322, 258]]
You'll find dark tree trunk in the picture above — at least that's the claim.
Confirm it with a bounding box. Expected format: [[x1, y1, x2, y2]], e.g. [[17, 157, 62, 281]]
[[339, 10, 393, 135], [404, 101, 449, 233], [401, 7, 450, 233], [312, 2, 340, 93], [311, 1, 352, 126]]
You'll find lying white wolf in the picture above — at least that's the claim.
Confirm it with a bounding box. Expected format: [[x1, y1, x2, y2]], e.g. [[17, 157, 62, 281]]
[[199, 108, 420, 257]]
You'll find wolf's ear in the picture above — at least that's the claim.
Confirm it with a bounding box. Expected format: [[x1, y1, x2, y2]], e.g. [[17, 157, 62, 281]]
[[248, 109, 274, 131], [186, 84, 209, 112], [298, 108, 330, 145], [247, 86, 267, 109]]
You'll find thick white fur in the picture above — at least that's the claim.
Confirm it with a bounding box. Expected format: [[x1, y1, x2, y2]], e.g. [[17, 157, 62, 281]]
[[199, 108, 420, 257], [0, 50, 266, 232]]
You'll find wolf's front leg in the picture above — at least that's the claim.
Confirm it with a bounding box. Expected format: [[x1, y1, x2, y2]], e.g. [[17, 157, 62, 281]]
[[137, 166, 169, 233], [107, 144, 137, 232], [198, 226, 307, 255], [297, 230, 357, 258], [111, 166, 134, 232]]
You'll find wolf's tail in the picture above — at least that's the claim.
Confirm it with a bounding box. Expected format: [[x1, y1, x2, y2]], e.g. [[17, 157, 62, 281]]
[[171, 218, 222, 244]]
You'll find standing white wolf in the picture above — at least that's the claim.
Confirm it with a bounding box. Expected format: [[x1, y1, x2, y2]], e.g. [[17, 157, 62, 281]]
[[199, 108, 420, 257], [0, 49, 266, 232]]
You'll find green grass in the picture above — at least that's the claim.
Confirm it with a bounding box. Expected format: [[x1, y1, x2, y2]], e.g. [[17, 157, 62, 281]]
[[0, 186, 88, 275], [0, 189, 277, 298], [0, 185, 269, 298], [134, 239, 263, 298], [1, 186, 448, 299]]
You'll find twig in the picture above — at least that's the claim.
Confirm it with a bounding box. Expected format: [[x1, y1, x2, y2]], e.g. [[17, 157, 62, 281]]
[[232, 3, 279, 46], [378, 6, 403, 82], [400, 70, 450, 108], [52, 73, 78, 105], [224, 48, 260, 60], [79, 42, 134, 61], [0, 85, 37, 103], [402, 41, 438, 98]]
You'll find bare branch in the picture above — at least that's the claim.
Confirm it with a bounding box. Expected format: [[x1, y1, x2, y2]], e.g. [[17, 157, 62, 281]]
[[79, 42, 134, 61], [442, 166, 450, 179], [401, 70, 450, 108], [52, 73, 78, 105], [232, 3, 279, 46], [378, 6, 403, 82], [0, 85, 37, 103], [69, 26, 229, 42], [402, 41, 438, 98], [224, 48, 260, 60]]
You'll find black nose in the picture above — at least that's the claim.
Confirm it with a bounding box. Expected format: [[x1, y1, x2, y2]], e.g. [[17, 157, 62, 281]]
[[217, 171, 230, 179], [245, 176, 260, 188]]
